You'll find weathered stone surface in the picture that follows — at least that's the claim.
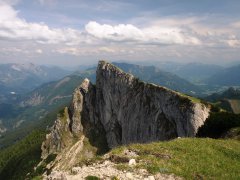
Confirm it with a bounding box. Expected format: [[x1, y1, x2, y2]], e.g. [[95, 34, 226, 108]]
[[41, 77, 107, 169], [41, 60, 210, 166], [45, 171, 67, 180], [41, 107, 72, 159], [94, 61, 210, 147], [69, 78, 90, 136], [41, 78, 91, 158], [45, 160, 183, 180], [129, 159, 137, 166]]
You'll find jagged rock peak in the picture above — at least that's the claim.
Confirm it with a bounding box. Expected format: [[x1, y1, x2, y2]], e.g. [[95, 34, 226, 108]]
[[98, 60, 135, 84], [94, 61, 210, 147], [41, 79, 91, 158], [98, 60, 125, 74], [41, 60, 210, 169], [79, 78, 90, 93]]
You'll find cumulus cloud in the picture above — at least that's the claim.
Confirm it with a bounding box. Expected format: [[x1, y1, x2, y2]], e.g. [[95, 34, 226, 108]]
[[0, 3, 84, 44], [86, 19, 240, 49], [55, 47, 82, 56], [227, 39, 240, 48], [85, 21, 144, 41], [35, 49, 43, 54], [98, 47, 116, 53], [0, 1, 240, 57], [0, 3, 201, 47], [85, 21, 201, 45]]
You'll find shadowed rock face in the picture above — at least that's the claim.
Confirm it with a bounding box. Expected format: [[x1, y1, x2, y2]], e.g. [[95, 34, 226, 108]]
[[94, 61, 209, 147], [42, 61, 210, 157]]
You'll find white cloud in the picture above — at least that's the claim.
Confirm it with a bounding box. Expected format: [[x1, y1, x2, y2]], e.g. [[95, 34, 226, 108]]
[[35, 49, 43, 54], [98, 47, 116, 53], [1, 2, 239, 49], [0, 3, 202, 47], [0, 3, 84, 44], [85, 21, 201, 45], [55, 47, 82, 56], [227, 39, 240, 48], [0, 1, 239, 65], [0, 47, 30, 56], [85, 21, 144, 41], [0, 2, 18, 21]]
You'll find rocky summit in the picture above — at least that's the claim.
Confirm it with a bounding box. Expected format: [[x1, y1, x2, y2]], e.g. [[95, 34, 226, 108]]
[[95, 61, 209, 147], [41, 60, 210, 170]]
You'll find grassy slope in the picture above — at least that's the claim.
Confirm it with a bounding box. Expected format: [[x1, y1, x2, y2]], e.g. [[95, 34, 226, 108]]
[[0, 130, 45, 180], [0, 75, 84, 149], [111, 138, 240, 180], [0, 105, 65, 149]]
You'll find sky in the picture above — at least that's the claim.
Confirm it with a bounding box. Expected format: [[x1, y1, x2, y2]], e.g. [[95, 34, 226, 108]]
[[0, 0, 240, 66]]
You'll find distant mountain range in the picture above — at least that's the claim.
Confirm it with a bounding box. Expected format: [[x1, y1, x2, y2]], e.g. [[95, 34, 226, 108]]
[[205, 87, 240, 114], [76, 62, 203, 96], [0, 62, 203, 147], [114, 62, 205, 95], [204, 65, 240, 86], [155, 62, 240, 87], [170, 63, 223, 83], [0, 75, 84, 148], [150, 62, 240, 96], [1, 61, 240, 148], [0, 63, 71, 97], [1, 61, 240, 180], [136, 61, 223, 83], [75, 62, 240, 95], [206, 87, 240, 101]]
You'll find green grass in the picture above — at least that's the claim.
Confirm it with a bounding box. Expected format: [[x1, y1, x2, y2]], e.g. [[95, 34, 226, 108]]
[[187, 96, 201, 103], [178, 93, 201, 103], [85, 175, 100, 180], [111, 138, 240, 180]]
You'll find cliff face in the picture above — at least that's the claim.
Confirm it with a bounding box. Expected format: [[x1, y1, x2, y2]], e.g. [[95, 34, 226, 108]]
[[42, 61, 210, 162], [41, 78, 89, 159], [95, 61, 209, 147]]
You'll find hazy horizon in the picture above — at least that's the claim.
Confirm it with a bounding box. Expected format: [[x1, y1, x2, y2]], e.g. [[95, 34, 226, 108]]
[[0, 0, 240, 66], [1, 59, 240, 69]]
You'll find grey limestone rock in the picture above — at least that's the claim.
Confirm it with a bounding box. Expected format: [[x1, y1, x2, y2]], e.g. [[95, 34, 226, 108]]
[[42, 60, 210, 157], [69, 78, 90, 136], [94, 61, 209, 147], [41, 78, 90, 158]]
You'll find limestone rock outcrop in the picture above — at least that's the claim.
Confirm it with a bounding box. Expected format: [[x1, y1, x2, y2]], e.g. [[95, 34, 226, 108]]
[[42, 60, 210, 161], [41, 79, 90, 159], [94, 61, 209, 147]]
